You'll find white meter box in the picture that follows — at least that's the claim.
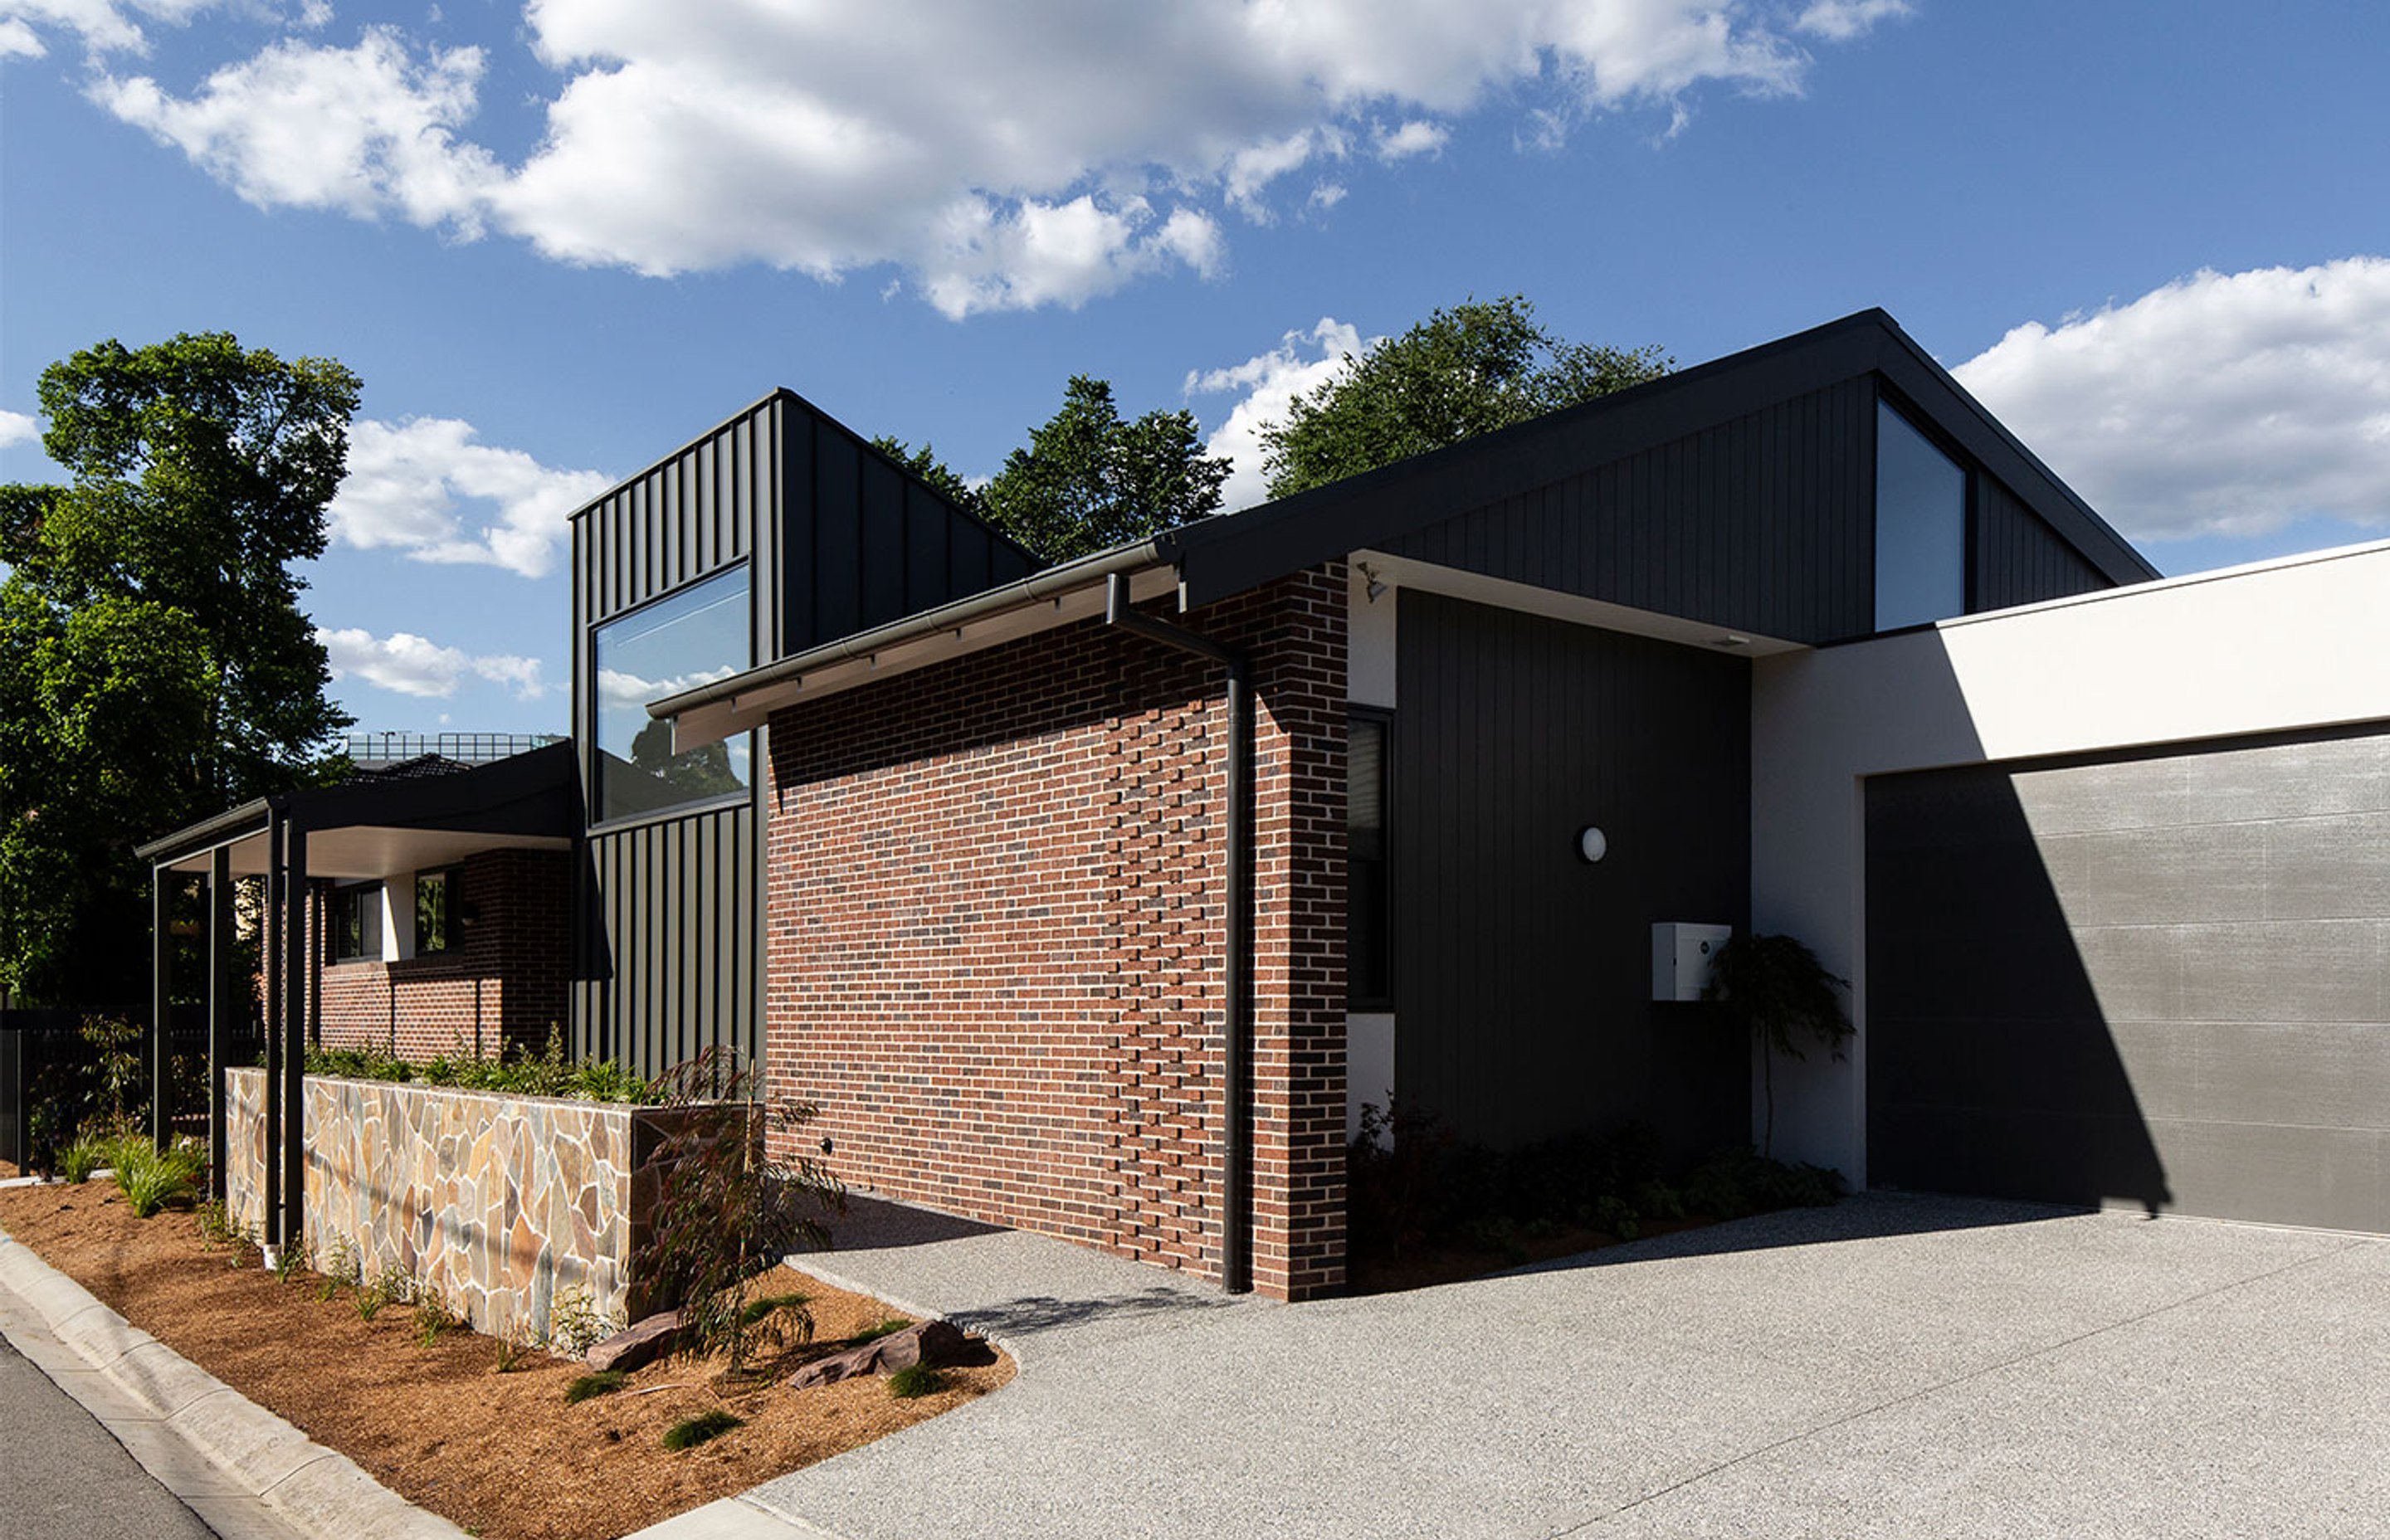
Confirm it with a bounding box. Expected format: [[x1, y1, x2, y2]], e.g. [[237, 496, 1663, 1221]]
[[1651, 923, 1732, 1002]]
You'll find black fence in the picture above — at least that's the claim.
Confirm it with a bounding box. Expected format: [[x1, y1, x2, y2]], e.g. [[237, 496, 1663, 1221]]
[[0, 1005, 262, 1171]]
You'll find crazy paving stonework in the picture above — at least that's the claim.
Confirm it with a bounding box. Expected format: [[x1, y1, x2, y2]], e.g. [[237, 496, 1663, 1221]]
[[224, 1068, 701, 1340]]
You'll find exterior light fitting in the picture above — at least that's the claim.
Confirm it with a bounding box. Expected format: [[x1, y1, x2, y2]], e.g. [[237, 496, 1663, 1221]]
[[1578, 826, 1608, 863]]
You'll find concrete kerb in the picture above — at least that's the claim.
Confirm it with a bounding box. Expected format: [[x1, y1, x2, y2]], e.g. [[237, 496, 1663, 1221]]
[[0, 1221, 469, 1539]]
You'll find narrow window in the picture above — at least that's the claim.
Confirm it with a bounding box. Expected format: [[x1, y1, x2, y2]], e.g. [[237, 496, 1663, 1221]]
[[330, 883, 382, 963], [1349, 711, 1393, 1010], [414, 868, 456, 955], [1874, 399, 1968, 631], [592, 565, 754, 823]]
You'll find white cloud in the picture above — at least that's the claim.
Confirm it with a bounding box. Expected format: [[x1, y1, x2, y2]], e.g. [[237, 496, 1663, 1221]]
[[0, 0, 304, 58], [1792, 1, 1912, 41], [93, 27, 500, 231], [1954, 257, 2390, 543], [1187, 317, 1369, 512], [329, 417, 611, 578], [596, 664, 737, 708], [1374, 119, 1449, 161], [0, 409, 37, 451], [319, 627, 548, 700], [79, 1, 1872, 316]]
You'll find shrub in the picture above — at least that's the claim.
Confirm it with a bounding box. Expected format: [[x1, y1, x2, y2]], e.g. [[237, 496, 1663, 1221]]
[[58, 1136, 108, 1184], [563, 1371, 626, 1405], [494, 1323, 534, 1373], [358, 1266, 410, 1323], [272, 1235, 310, 1284], [114, 1138, 205, 1217], [849, 1318, 910, 1346], [661, 1410, 742, 1451], [546, 1284, 618, 1358], [886, 1363, 945, 1400], [413, 1285, 460, 1348], [633, 1050, 846, 1370], [310, 1025, 656, 1104]]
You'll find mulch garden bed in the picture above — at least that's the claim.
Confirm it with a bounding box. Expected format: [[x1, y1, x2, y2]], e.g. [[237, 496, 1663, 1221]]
[[0, 1182, 1012, 1540]]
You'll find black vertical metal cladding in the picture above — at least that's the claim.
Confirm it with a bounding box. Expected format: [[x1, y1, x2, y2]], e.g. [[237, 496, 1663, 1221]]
[[1974, 475, 2109, 611], [1102, 573, 1252, 1294], [1391, 592, 1750, 1153], [567, 390, 1042, 1082]]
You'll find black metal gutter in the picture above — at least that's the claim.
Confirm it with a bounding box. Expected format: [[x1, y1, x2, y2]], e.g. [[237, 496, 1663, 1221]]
[[650, 539, 1176, 726], [1102, 571, 1252, 1295]]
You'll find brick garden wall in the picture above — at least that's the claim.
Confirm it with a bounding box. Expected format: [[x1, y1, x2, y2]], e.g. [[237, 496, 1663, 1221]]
[[316, 848, 570, 1063], [763, 565, 1350, 1299]]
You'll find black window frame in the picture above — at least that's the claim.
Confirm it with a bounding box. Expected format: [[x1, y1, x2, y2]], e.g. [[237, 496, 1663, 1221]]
[[1348, 705, 1395, 1012], [413, 865, 461, 956], [587, 561, 757, 831], [1870, 387, 1977, 634], [328, 881, 383, 965]]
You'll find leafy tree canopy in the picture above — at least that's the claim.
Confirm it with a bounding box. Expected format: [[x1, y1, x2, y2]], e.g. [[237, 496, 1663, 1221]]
[[1260, 295, 1671, 500], [877, 375, 1231, 564], [0, 333, 358, 1006]]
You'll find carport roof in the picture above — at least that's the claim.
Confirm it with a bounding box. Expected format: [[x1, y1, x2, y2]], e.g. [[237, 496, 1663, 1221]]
[[135, 739, 577, 881]]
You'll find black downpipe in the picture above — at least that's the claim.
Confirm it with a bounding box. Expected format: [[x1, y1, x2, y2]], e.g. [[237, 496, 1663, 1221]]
[[1105, 572, 1252, 1294], [281, 822, 309, 1253], [262, 808, 284, 1250]]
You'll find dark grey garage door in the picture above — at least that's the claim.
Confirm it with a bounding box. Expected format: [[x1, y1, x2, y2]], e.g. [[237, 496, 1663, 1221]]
[[1866, 724, 2390, 1233]]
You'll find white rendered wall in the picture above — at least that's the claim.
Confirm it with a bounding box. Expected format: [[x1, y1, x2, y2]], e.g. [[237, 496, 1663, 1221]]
[[1752, 541, 2390, 1179]]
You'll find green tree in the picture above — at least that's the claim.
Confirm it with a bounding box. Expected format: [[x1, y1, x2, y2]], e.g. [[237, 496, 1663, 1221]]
[[869, 436, 985, 516], [0, 333, 359, 1007], [881, 376, 1231, 563], [1260, 295, 1671, 499]]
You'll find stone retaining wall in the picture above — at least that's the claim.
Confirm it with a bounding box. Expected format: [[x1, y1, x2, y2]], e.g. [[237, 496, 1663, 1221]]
[[223, 1068, 705, 1340]]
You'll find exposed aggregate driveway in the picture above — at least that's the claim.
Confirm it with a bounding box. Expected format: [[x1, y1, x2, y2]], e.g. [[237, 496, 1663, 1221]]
[[755, 1193, 2389, 1540]]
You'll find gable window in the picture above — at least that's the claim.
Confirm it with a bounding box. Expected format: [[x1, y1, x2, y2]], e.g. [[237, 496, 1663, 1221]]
[[329, 883, 382, 964], [593, 566, 754, 824], [1874, 398, 1968, 631], [1349, 710, 1393, 1010], [414, 867, 457, 955]]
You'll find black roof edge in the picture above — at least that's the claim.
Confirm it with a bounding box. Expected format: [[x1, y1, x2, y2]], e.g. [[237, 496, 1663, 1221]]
[[562, 387, 1041, 573], [1163, 307, 2156, 607], [136, 741, 581, 865]]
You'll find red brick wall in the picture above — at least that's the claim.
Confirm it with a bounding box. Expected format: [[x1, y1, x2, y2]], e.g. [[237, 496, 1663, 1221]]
[[763, 566, 1349, 1300], [315, 848, 570, 1062]]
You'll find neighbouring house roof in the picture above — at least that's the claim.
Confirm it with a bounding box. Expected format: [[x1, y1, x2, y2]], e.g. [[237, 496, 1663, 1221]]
[[137, 740, 578, 880], [651, 309, 2157, 748]]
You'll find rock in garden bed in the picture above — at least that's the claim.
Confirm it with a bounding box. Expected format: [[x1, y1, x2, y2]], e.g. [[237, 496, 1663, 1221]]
[[785, 1318, 975, 1391]]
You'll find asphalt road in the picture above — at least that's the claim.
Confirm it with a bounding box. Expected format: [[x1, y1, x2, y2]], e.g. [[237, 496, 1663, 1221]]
[[0, 1331, 215, 1540]]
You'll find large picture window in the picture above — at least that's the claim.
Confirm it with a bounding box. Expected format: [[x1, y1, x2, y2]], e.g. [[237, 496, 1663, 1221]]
[[1874, 399, 1968, 632], [1349, 710, 1393, 1009], [593, 567, 753, 823]]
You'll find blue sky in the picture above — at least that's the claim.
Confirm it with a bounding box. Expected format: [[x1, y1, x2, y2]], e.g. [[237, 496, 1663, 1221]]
[[4, 1, 2388, 734]]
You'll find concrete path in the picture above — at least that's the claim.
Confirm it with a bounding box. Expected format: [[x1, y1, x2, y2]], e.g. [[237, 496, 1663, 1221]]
[[696, 1192, 2389, 1540]]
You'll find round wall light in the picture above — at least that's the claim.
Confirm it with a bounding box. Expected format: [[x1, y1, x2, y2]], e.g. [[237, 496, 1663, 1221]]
[[1577, 826, 1608, 863]]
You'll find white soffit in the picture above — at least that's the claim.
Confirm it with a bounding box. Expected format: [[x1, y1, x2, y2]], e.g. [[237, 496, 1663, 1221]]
[[673, 563, 1183, 748], [1354, 550, 1806, 657], [164, 827, 569, 880]]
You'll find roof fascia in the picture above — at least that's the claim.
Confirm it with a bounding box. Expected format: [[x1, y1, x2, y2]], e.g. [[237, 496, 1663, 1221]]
[[1170, 309, 2156, 608], [1867, 326, 2158, 585]]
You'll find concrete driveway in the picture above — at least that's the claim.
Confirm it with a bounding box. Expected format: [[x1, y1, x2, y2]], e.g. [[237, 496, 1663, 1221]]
[[735, 1194, 2388, 1539]]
